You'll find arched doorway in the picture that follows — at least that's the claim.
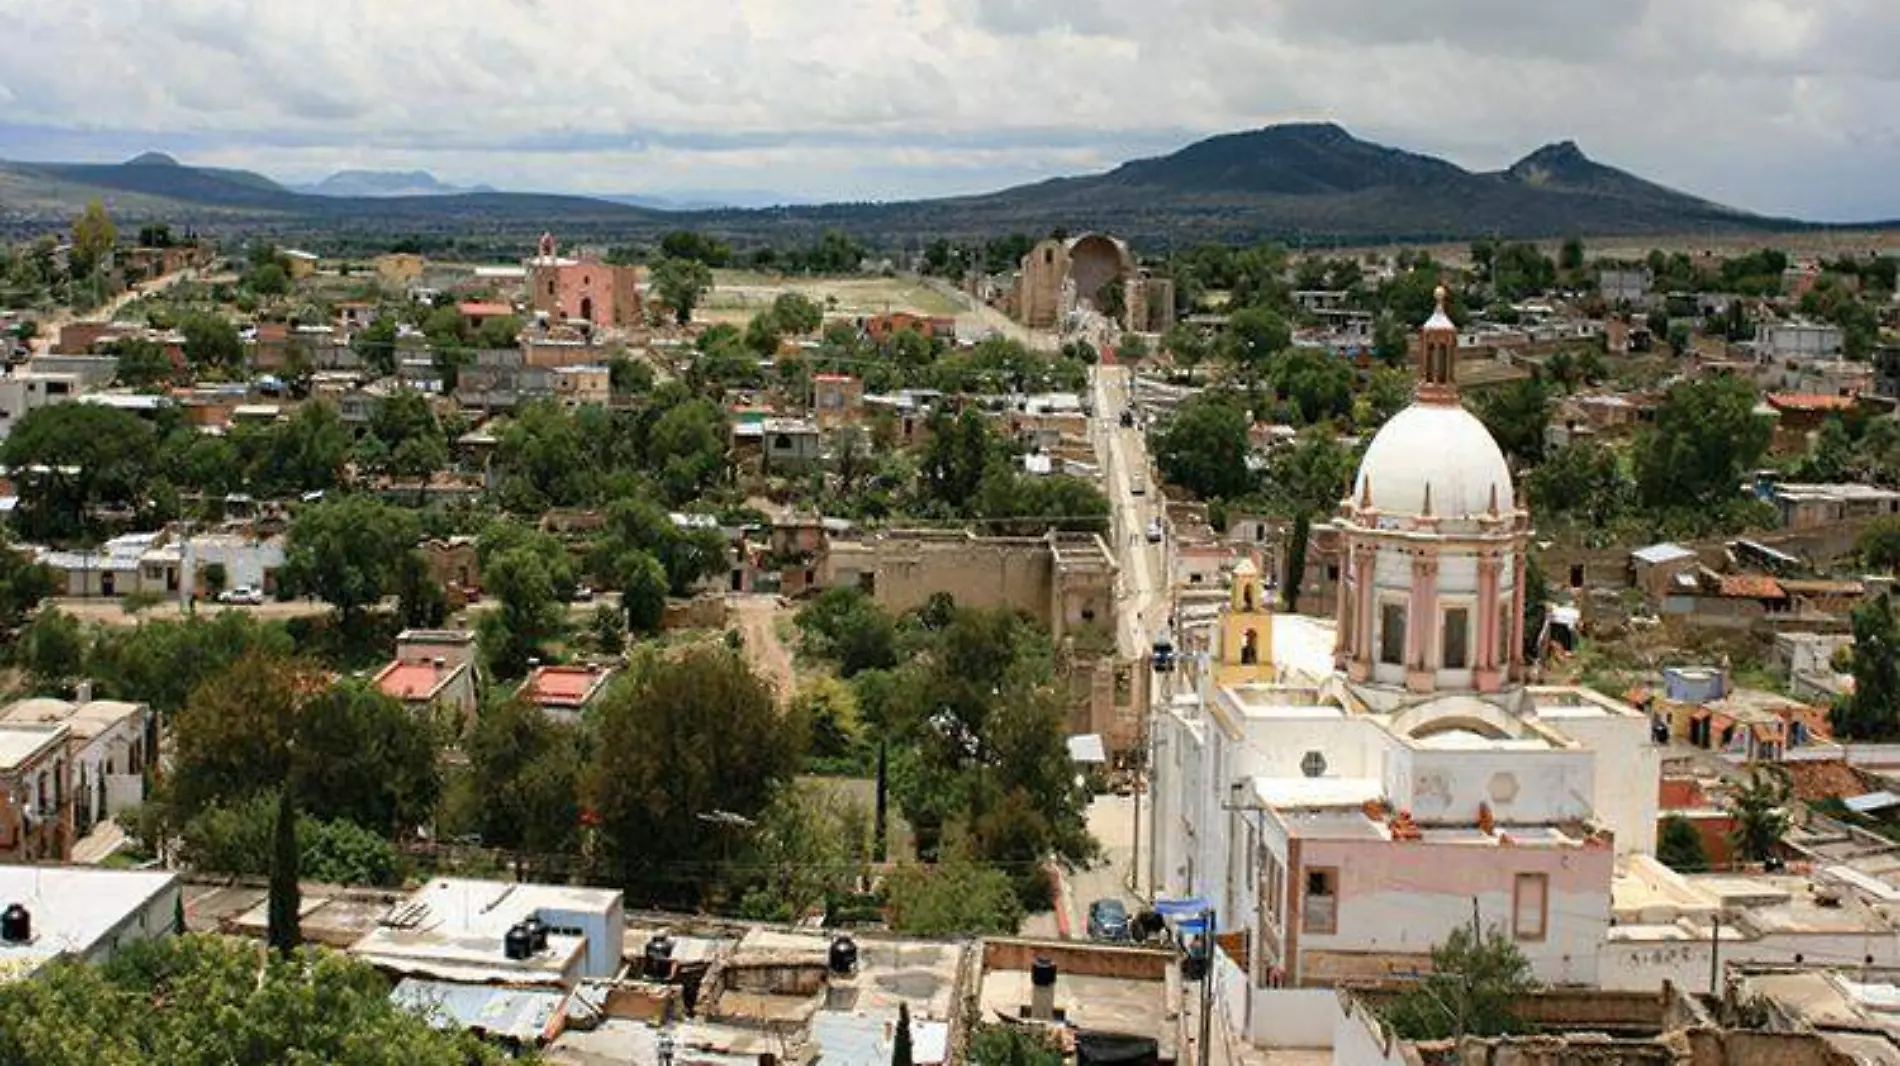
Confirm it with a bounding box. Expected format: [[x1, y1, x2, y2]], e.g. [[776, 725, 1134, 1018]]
[[579, 296, 594, 324]]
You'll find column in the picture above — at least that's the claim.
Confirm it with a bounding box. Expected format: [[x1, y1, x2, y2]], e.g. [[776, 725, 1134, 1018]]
[[1474, 554, 1503, 692], [1508, 550, 1528, 681], [1407, 553, 1437, 693], [1350, 547, 1375, 682]]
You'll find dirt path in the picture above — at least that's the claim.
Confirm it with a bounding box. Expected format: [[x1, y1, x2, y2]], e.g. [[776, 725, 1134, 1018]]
[[729, 594, 798, 702]]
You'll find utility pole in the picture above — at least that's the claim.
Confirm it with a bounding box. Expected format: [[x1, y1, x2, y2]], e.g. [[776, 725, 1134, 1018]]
[[1199, 906, 1216, 1066], [1709, 913, 1722, 996]]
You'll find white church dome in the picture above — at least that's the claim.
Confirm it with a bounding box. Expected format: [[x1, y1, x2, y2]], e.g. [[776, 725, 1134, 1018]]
[[1352, 403, 1514, 519]]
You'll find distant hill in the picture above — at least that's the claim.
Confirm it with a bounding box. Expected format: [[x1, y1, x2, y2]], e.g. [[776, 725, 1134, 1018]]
[[292, 169, 496, 198], [0, 126, 1862, 246]]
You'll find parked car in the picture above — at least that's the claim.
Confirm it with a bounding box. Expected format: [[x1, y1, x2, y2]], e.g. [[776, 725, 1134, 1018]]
[[1130, 477, 1146, 496], [570, 585, 595, 603], [1088, 898, 1131, 941], [1146, 518, 1164, 544], [218, 586, 265, 606]]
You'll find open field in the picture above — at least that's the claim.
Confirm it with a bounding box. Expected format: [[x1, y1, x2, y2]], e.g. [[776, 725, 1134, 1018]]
[[701, 271, 965, 324]]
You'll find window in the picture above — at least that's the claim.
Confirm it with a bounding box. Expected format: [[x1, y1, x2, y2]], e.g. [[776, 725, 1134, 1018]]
[[1326, 564, 1340, 582], [1513, 873, 1549, 941], [1380, 604, 1407, 665], [1499, 605, 1513, 664], [547, 281, 556, 297], [1303, 867, 1338, 934], [1044, 248, 1054, 265], [1443, 607, 1469, 670]]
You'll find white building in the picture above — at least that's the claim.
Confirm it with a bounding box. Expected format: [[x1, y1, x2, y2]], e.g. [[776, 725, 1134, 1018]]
[[0, 865, 181, 981], [1147, 289, 1661, 1050], [0, 373, 82, 440], [0, 697, 153, 836], [350, 878, 625, 989], [1756, 320, 1845, 362]]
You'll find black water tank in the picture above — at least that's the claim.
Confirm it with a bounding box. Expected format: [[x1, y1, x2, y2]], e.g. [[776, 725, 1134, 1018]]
[[1031, 956, 1057, 988], [503, 922, 533, 961], [829, 934, 858, 975], [0, 904, 27, 944], [645, 933, 675, 979]]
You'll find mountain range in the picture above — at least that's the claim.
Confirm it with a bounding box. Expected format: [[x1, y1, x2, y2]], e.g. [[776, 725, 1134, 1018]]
[[0, 123, 1865, 246]]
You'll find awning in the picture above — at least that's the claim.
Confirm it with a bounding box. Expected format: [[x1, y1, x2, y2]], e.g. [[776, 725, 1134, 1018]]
[[1154, 897, 1211, 918]]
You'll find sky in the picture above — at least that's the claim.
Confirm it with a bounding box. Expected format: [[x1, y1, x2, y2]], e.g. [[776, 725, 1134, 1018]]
[[3, 0, 1899, 219]]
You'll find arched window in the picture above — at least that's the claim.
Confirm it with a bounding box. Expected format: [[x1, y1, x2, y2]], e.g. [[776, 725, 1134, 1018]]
[[1241, 629, 1259, 665], [1380, 604, 1407, 666]]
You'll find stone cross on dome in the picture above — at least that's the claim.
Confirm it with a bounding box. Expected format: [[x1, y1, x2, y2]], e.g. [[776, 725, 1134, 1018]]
[[1417, 284, 1459, 405]]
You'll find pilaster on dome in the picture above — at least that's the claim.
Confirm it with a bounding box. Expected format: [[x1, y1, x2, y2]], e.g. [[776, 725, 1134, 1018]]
[[1416, 284, 1459, 405]]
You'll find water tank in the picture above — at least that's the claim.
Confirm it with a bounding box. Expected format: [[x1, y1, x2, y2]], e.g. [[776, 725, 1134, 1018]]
[[0, 904, 28, 944], [645, 933, 675, 980], [503, 922, 533, 961], [828, 934, 859, 975], [1030, 956, 1057, 987], [523, 916, 549, 952]]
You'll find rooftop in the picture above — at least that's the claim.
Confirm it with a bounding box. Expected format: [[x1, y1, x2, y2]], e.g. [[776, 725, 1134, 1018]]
[[0, 723, 67, 772], [0, 865, 179, 981], [375, 660, 462, 702], [0, 698, 145, 741], [521, 665, 615, 709], [350, 878, 622, 987]]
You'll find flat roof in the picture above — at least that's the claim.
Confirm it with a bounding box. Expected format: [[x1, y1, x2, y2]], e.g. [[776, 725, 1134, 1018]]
[[0, 699, 144, 741], [0, 724, 67, 771], [521, 665, 613, 708], [0, 865, 178, 979], [350, 878, 622, 986], [376, 660, 458, 702], [1254, 776, 1383, 810]]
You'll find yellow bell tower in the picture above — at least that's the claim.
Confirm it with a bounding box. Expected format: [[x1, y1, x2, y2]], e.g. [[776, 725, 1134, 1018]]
[[1217, 558, 1276, 684]]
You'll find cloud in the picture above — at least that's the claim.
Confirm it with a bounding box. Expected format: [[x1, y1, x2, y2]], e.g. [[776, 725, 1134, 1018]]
[[0, 0, 1896, 218]]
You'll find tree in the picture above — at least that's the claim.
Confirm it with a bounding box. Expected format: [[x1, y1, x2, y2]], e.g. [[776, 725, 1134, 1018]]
[[464, 696, 585, 877], [112, 338, 177, 389], [269, 783, 301, 955], [968, 1024, 1064, 1066], [352, 317, 400, 377], [920, 407, 999, 511], [0, 935, 513, 1065], [1527, 440, 1630, 529], [178, 312, 243, 372], [893, 1001, 915, 1066], [1266, 429, 1353, 613], [476, 520, 575, 678], [885, 859, 1024, 935], [772, 292, 824, 335], [1833, 594, 1900, 740], [3, 402, 158, 541], [1474, 378, 1552, 467], [86, 612, 292, 718], [18, 609, 84, 686], [201, 562, 229, 601], [1635, 377, 1771, 511], [0, 526, 56, 632], [70, 198, 115, 278], [1381, 925, 1536, 1039], [280, 495, 422, 620], [1360, 366, 1413, 429], [245, 402, 352, 497], [590, 646, 805, 903], [1862, 517, 1900, 572], [737, 782, 868, 921], [1153, 393, 1252, 501], [617, 550, 669, 637], [1728, 765, 1792, 864], [1222, 306, 1291, 379], [797, 588, 899, 676], [1265, 347, 1354, 425], [393, 549, 448, 629], [247, 263, 290, 298], [1559, 236, 1586, 273], [652, 257, 715, 324], [1657, 814, 1711, 873]]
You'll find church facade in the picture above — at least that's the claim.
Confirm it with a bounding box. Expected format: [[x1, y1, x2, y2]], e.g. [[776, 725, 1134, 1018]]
[[1147, 289, 1661, 1047]]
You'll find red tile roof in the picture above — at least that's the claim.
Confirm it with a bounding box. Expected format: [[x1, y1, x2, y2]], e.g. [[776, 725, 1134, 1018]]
[[458, 301, 515, 318], [1766, 392, 1857, 412], [521, 665, 612, 708], [375, 660, 454, 701], [1719, 574, 1786, 600]]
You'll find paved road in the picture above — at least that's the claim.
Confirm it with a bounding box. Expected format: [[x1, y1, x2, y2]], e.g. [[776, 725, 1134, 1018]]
[[1091, 364, 1169, 661]]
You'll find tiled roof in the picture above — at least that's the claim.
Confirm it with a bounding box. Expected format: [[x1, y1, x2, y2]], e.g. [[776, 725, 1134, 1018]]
[[1720, 574, 1787, 600], [1766, 392, 1857, 412]]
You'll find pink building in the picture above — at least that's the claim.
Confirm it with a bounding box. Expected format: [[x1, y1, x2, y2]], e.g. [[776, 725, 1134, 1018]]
[[518, 663, 616, 723], [527, 234, 642, 329]]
